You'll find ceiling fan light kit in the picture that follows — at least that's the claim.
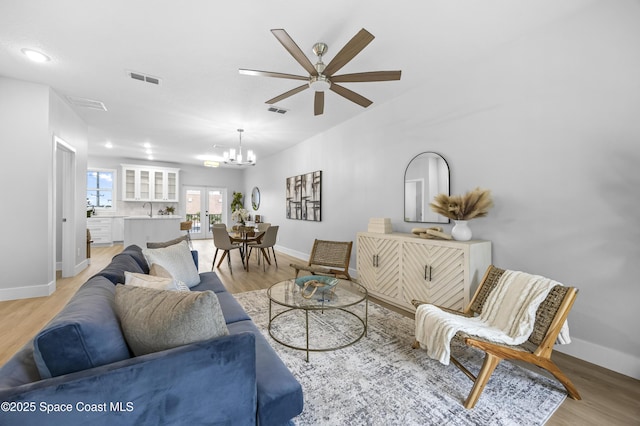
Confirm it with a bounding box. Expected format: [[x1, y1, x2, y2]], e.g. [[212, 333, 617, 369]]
[[239, 28, 401, 116]]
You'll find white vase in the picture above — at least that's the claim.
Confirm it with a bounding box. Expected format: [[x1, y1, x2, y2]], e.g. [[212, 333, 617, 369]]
[[452, 220, 472, 241]]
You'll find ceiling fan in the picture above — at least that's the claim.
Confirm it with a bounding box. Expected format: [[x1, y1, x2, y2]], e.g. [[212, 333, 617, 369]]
[[239, 28, 401, 116]]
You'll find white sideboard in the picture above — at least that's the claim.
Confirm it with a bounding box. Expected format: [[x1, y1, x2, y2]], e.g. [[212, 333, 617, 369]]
[[356, 232, 491, 312]]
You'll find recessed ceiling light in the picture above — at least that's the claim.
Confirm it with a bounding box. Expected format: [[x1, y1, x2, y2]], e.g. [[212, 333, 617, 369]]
[[21, 48, 51, 63], [147, 155, 154, 161], [143, 142, 151, 149], [145, 149, 152, 155], [204, 161, 220, 168], [105, 142, 113, 149]]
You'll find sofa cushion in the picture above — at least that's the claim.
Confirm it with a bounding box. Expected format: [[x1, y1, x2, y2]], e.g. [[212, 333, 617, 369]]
[[146, 235, 188, 249], [115, 285, 228, 356], [227, 320, 304, 425], [33, 276, 131, 379], [119, 244, 150, 273], [190, 271, 228, 293], [142, 240, 200, 287], [93, 253, 145, 284]]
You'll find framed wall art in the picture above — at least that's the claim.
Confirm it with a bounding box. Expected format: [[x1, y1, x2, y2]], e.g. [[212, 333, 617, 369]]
[[286, 170, 321, 221]]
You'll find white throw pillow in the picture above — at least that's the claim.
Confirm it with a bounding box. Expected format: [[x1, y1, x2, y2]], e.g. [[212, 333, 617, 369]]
[[142, 240, 200, 288], [149, 263, 190, 291], [125, 271, 179, 291]]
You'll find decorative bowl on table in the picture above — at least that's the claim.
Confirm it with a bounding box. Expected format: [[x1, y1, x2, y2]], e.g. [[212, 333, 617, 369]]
[[295, 275, 339, 299]]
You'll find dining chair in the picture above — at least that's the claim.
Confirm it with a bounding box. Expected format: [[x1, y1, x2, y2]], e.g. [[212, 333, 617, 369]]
[[247, 226, 279, 272], [212, 226, 244, 274]]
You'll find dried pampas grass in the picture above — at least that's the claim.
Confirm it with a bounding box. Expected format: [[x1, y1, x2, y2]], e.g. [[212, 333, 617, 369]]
[[430, 188, 494, 220]]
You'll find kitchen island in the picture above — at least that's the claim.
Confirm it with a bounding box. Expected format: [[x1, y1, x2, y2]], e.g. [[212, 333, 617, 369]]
[[124, 215, 184, 248]]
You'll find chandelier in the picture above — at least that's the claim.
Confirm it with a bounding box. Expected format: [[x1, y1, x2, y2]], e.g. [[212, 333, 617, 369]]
[[223, 129, 256, 166]]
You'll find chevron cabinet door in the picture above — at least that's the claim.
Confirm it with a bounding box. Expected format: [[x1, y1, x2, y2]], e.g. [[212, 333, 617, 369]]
[[356, 234, 400, 298], [402, 243, 465, 310], [356, 232, 491, 313]]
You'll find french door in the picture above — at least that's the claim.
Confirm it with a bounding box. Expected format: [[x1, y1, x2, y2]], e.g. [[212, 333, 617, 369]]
[[183, 186, 227, 239]]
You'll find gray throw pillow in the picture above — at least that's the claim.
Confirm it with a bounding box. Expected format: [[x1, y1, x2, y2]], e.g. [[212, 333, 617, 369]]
[[115, 285, 229, 356], [146, 235, 188, 249]]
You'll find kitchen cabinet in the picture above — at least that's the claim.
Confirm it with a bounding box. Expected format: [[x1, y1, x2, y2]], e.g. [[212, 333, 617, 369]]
[[87, 217, 113, 245], [122, 164, 179, 202], [356, 232, 491, 312], [112, 217, 125, 241]]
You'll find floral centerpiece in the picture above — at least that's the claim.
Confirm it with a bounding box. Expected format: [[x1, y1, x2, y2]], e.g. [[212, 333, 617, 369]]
[[231, 208, 249, 225], [429, 188, 493, 241]]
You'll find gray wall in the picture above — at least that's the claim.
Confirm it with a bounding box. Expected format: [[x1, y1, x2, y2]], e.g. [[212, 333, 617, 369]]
[[0, 78, 88, 299], [244, 1, 640, 378]]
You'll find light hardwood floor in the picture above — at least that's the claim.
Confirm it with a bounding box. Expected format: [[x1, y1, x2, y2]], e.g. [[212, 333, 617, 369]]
[[1, 241, 638, 425]]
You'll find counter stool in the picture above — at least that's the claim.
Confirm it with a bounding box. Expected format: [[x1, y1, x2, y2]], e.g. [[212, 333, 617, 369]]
[[180, 221, 193, 247]]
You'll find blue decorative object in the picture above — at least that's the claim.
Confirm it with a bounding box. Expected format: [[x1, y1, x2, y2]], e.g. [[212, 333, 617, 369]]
[[295, 275, 338, 299]]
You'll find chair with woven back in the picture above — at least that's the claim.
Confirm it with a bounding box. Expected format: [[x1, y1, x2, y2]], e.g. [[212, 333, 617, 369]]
[[412, 265, 581, 409], [290, 239, 353, 280]]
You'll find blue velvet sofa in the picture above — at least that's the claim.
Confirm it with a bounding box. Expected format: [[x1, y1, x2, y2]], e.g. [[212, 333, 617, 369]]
[[0, 245, 303, 425]]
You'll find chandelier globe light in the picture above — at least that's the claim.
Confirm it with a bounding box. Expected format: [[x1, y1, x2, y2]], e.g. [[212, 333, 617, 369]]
[[223, 129, 256, 166]]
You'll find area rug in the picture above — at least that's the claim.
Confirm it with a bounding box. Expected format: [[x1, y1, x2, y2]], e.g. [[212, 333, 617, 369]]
[[234, 290, 566, 425]]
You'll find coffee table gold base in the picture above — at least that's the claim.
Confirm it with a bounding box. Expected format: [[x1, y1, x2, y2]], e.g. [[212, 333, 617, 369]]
[[268, 302, 368, 362], [267, 279, 368, 362]]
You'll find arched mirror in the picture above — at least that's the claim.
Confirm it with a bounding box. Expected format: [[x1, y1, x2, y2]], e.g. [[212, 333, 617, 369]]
[[251, 186, 261, 210], [404, 152, 450, 223]]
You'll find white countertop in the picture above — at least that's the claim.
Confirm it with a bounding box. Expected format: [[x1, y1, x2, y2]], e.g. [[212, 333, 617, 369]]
[[124, 215, 183, 220]]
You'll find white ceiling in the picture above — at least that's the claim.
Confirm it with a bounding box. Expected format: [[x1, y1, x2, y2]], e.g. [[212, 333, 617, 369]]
[[0, 0, 595, 167]]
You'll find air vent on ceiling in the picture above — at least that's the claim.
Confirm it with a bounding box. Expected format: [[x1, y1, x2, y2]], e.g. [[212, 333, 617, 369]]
[[66, 96, 108, 111], [127, 70, 161, 85], [268, 106, 288, 114]]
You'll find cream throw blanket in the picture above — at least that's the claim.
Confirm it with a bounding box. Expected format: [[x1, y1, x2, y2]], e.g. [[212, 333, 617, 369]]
[[415, 270, 571, 365]]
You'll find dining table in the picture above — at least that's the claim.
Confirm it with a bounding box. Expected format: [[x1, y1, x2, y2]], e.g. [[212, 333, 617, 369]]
[[230, 228, 263, 271]]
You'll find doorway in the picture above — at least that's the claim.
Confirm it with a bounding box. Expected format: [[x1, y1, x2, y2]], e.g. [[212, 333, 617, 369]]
[[54, 136, 76, 278], [183, 186, 226, 239]]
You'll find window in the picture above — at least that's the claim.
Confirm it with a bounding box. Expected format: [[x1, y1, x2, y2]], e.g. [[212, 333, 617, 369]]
[[87, 169, 116, 210]]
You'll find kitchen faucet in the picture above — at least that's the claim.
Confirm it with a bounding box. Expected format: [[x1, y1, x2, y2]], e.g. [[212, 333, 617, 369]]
[[142, 202, 153, 217]]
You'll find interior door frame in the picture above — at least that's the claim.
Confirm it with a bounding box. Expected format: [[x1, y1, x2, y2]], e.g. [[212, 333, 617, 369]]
[[54, 136, 76, 278]]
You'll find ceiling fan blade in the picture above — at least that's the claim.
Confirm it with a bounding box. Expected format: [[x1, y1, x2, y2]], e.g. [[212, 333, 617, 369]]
[[323, 28, 375, 77], [329, 83, 373, 108], [265, 84, 309, 104], [331, 70, 402, 83], [239, 69, 308, 81], [314, 91, 324, 116], [271, 29, 318, 76]]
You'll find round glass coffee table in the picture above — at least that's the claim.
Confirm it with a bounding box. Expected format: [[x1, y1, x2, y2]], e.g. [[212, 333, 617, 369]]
[[267, 278, 368, 361]]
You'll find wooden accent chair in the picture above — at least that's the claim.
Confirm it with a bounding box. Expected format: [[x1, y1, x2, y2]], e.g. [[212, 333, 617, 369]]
[[290, 239, 353, 280], [412, 265, 581, 409]]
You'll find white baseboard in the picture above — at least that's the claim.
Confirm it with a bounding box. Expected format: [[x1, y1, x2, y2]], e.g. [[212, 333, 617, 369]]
[[74, 259, 89, 275], [555, 337, 640, 380], [0, 280, 56, 302]]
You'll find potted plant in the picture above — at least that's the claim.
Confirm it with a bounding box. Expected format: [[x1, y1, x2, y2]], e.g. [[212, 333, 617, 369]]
[[231, 191, 244, 212], [429, 187, 493, 241]]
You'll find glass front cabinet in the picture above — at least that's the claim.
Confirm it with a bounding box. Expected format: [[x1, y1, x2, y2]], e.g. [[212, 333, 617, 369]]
[[122, 164, 179, 202]]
